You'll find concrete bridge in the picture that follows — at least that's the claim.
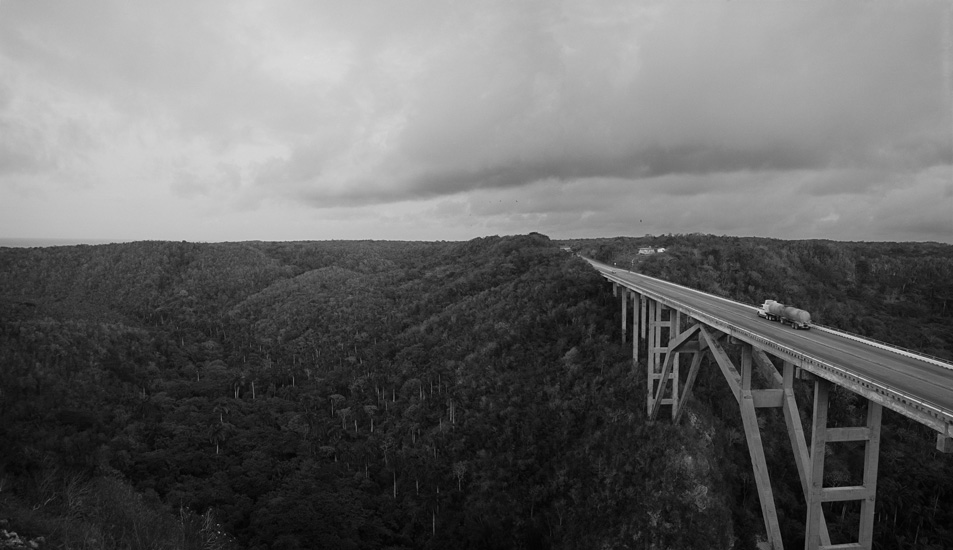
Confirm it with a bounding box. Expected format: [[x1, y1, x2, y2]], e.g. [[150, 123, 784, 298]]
[[586, 258, 953, 550]]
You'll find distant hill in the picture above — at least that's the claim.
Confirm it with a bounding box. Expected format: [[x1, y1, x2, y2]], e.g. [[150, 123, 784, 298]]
[[0, 238, 130, 247]]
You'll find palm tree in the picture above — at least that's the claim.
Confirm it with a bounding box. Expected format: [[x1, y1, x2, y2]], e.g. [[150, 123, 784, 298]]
[[207, 420, 235, 455]]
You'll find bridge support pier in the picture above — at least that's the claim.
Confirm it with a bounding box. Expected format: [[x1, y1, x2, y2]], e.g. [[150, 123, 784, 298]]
[[697, 330, 786, 548], [632, 292, 641, 364], [632, 307, 890, 549], [594, 267, 949, 550], [687, 334, 886, 549], [648, 314, 700, 421], [647, 301, 682, 419], [781, 362, 832, 547], [620, 288, 628, 343], [640, 295, 647, 343], [805, 379, 882, 550]]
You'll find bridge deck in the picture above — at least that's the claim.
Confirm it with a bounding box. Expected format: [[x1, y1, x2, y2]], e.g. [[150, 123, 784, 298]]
[[588, 259, 953, 436]]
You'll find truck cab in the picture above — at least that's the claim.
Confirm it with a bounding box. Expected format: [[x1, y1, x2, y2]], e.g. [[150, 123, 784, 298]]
[[758, 301, 779, 321]]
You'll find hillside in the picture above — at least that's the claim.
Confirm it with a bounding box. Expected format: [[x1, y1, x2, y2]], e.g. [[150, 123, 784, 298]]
[[1, 234, 950, 549], [0, 235, 736, 549]]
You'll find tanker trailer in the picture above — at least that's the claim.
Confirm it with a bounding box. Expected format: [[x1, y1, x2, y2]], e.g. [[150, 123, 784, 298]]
[[758, 300, 812, 330]]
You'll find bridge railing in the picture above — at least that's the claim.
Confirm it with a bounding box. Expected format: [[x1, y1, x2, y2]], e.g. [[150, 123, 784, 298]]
[[598, 263, 953, 370], [599, 269, 953, 437], [811, 323, 953, 371]]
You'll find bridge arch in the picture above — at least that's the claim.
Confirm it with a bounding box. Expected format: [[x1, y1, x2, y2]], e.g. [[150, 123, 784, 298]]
[[598, 259, 952, 550]]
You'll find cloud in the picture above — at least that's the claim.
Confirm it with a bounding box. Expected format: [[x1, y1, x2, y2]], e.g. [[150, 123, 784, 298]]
[[0, 120, 48, 176], [0, 0, 949, 242], [273, 0, 950, 210], [414, 162, 951, 244]]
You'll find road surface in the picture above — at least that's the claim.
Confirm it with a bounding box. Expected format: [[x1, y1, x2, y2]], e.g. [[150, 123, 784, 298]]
[[588, 259, 953, 421]]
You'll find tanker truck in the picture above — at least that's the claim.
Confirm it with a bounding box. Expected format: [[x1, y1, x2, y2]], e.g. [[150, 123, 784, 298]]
[[757, 300, 812, 330]]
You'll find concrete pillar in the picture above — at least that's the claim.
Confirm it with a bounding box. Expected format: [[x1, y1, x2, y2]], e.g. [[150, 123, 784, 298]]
[[620, 288, 628, 343], [647, 301, 677, 417], [670, 311, 681, 420], [739, 345, 783, 548], [647, 300, 658, 415], [632, 293, 640, 364], [640, 294, 647, 341], [805, 380, 831, 550], [859, 401, 883, 548]]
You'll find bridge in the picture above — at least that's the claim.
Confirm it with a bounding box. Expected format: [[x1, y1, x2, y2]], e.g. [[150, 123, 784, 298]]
[[585, 258, 953, 550]]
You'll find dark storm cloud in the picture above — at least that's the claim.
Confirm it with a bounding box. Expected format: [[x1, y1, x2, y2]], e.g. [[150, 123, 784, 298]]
[[295, 142, 827, 206], [416, 142, 822, 194], [0, 0, 950, 242], [307, 0, 949, 214]]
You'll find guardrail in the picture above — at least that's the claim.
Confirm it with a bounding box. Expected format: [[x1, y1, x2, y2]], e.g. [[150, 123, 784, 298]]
[[811, 323, 953, 372], [597, 267, 953, 437], [597, 261, 953, 371]]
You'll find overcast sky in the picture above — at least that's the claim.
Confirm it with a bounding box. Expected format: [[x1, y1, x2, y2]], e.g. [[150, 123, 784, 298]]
[[1, 1, 951, 244]]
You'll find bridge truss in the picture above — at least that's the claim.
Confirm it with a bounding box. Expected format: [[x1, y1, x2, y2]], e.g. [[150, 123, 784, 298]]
[[602, 271, 952, 550]]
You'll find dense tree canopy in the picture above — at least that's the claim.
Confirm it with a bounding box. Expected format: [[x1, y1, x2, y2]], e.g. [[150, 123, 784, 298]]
[[0, 234, 949, 548]]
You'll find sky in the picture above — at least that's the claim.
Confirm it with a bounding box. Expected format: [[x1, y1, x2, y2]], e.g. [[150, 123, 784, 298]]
[[1, 1, 951, 244]]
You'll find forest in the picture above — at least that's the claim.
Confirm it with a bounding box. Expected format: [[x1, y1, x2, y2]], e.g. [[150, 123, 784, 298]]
[[0, 233, 950, 549]]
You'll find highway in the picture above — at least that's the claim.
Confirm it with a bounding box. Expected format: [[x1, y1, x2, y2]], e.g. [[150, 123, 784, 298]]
[[586, 259, 953, 429]]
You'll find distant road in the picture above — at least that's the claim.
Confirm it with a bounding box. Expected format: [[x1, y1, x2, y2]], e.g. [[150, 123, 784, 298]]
[[586, 258, 953, 429]]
